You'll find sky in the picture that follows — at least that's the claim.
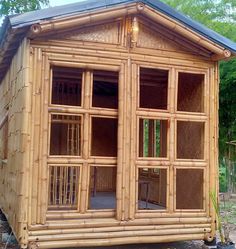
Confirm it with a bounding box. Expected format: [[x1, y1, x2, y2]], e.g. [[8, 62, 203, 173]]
[[49, 0, 83, 7]]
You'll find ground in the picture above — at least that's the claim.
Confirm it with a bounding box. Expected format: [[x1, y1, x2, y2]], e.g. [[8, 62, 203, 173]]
[[1, 200, 236, 249]]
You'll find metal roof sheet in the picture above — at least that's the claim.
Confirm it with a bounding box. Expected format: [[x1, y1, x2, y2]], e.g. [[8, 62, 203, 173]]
[[4, 0, 236, 53]]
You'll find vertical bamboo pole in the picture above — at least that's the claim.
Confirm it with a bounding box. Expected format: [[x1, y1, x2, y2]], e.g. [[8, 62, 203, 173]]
[[40, 55, 50, 224], [32, 48, 42, 224], [116, 63, 125, 220], [129, 63, 137, 219], [169, 68, 175, 213], [124, 58, 132, 220], [28, 46, 34, 226], [37, 52, 46, 223], [204, 70, 210, 217], [80, 70, 90, 213]]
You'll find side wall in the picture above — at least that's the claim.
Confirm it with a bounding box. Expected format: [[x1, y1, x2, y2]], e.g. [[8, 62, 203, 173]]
[[0, 38, 30, 247]]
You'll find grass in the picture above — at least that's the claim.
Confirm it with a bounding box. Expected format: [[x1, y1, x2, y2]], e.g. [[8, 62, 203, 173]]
[[220, 199, 236, 226]]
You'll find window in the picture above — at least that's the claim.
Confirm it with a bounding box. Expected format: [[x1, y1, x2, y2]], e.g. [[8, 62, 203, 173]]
[[91, 117, 118, 157], [177, 121, 204, 159], [89, 166, 116, 209], [52, 66, 82, 106], [177, 72, 204, 113], [50, 115, 81, 156], [176, 169, 204, 209], [49, 67, 119, 212], [139, 67, 168, 110], [92, 70, 118, 109], [48, 165, 80, 209], [138, 168, 167, 210], [139, 119, 168, 158]]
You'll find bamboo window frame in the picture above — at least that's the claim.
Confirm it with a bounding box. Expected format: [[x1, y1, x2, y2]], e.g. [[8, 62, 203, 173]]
[[46, 59, 122, 215]]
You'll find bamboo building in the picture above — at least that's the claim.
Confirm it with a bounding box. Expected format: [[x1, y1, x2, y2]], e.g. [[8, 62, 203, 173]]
[[0, 0, 236, 248]]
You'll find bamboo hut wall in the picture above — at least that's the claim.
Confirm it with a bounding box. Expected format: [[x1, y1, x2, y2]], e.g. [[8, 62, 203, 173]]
[[0, 12, 221, 248], [0, 38, 30, 246]]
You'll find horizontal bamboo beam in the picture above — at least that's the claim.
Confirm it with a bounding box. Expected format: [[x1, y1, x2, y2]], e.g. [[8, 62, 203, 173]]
[[31, 42, 215, 68], [48, 107, 118, 116], [50, 60, 120, 71], [30, 4, 138, 34], [29, 227, 211, 241], [46, 211, 115, 220], [29, 217, 212, 231], [28, 223, 211, 236], [33, 234, 204, 248], [136, 110, 208, 120], [47, 158, 117, 165]]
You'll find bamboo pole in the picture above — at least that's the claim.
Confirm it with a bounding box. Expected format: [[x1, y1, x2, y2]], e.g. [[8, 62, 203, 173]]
[[123, 57, 131, 220], [33, 234, 204, 248], [29, 227, 211, 241], [29, 216, 212, 231], [35, 4, 138, 33], [80, 70, 91, 213], [29, 223, 211, 236], [116, 63, 125, 220], [31, 42, 215, 68], [129, 63, 137, 219], [39, 55, 50, 224], [46, 211, 116, 220], [32, 48, 43, 224]]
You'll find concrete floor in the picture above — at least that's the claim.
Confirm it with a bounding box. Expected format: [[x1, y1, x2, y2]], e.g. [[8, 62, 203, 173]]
[[90, 192, 164, 210]]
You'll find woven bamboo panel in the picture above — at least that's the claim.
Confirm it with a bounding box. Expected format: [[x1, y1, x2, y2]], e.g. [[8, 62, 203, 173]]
[[53, 22, 121, 45]]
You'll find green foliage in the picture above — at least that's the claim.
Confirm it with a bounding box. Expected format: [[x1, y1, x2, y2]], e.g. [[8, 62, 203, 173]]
[[210, 191, 225, 243], [219, 161, 228, 192], [219, 59, 236, 156], [0, 0, 49, 16], [161, 0, 236, 157]]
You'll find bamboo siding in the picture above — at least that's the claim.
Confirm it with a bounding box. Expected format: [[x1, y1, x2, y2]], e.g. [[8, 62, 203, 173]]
[[0, 10, 221, 249]]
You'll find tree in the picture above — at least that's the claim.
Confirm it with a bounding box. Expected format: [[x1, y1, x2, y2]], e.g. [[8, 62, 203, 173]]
[[0, 0, 49, 16]]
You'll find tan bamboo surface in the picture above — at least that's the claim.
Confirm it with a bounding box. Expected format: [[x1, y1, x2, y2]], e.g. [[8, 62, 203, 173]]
[[0, 38, 31, 247], [28, 223, 211, 236], [34, 234, 204, 249], [141, 5, 230, 58], [0, 6, 222, 249]]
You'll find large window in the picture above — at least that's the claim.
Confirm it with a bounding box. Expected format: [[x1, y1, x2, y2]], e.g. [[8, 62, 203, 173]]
[[136, 66, 206, 213], [48, 66, 118, 212]]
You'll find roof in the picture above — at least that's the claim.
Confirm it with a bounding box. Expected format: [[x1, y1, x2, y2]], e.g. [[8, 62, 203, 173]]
[[0, 0, 236, 81], [2, 0, 236, 52]]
